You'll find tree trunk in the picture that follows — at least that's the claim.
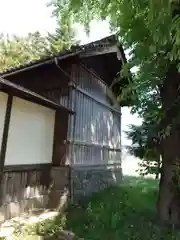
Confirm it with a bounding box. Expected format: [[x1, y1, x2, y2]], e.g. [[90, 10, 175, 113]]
[[157, 66, 180, 223], [157, 160, 180, 222], [155, 155, 161, 180]]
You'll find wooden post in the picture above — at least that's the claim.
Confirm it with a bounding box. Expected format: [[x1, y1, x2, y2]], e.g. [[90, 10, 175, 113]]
[[0, 94, 13, 172]]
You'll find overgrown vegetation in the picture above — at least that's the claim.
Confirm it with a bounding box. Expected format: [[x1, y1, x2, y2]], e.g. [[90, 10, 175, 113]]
[[0, 16, 75, 71], [1, 0, 180, 225], [51, 0, 180, 222], [126, 121, 161, 179], [10, 178, 180, 240]]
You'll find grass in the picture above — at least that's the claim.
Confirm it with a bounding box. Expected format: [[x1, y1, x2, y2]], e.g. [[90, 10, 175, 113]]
[[13, 177, 180, 239]]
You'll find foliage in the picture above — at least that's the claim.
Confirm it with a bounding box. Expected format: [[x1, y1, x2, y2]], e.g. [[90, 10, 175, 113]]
[[14, 177, 180, 240], [51, 4, 180, 221], [0, 23, 75, 72], [12, 215, 67, 239], [126, 122, 161, 177], [0, 32, 49, 71], [47, 4, 76, 53], [51, 0, 180, 114]]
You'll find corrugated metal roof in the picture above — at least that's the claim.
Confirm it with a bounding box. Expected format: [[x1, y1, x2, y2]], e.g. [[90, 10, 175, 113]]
[[0, 34, 119, 77]]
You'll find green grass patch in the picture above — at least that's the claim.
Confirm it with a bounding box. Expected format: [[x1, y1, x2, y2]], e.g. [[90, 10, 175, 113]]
[[16, 177, 180, 239]]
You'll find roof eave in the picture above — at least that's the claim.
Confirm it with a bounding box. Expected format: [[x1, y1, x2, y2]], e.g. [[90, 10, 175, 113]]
[[1, 51, 81, 78], [0, 77, 74, 113], [0, 34, 120, 78]]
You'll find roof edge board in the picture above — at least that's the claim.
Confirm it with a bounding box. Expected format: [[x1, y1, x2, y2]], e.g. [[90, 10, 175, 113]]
[[1, 51, 81, 78], [0, 77, 74, 113], [0, 34, 120, 77], [79, 45, 119, 58]]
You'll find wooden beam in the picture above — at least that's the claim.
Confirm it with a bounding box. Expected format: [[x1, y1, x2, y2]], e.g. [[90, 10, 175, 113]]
[[0, 77, 74, 113], [3, 163, 52, 172], [79, 45, 118, 58], [66, 140, 121, 152], [69, 85, 121, 115], [52, 110, 69, 166], [80, 63, 119, 108], [0, 94, 13, 172], [72, 163, 121, 170], [1, 51, 81, 78]]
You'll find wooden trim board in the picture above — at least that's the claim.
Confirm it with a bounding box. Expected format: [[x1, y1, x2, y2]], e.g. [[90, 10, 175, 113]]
[[3, 163, 52, 172], [0, 94, 13, 172]]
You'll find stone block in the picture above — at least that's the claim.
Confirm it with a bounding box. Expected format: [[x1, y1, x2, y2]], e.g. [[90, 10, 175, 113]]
[[72, 165, 122, 203]]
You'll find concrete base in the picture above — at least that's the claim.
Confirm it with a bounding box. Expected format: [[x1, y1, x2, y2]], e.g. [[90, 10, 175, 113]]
[[0, 165, 122, 221], [71, 164, 122, 203]]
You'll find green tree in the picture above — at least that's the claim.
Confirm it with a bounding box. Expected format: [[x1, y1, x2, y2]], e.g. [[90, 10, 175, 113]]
[[126, 101, 162, 179], [52, 0, 180, 222], [48, 0, 76, 53], [126, 122, 161, 179], [0, 32, 50, 71], [0, 23, 75, 71]]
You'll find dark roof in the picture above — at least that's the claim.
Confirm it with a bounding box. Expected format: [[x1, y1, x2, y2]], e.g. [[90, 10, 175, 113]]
[[0, 77, 73, 113], [0, 34, 122, 77]]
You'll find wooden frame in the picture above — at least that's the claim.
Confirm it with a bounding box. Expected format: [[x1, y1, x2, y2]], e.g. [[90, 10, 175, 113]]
[[0, 77, 73, 113], [3, 163, 52, 172], [66, 140, 121, 152], [0, 94, 13, 172], [79, 45, 119, 58], [0, 77, 72, 172], [68, 84, 121, 115], [52, 110, 69, 166], [1, 51, 81, 78]]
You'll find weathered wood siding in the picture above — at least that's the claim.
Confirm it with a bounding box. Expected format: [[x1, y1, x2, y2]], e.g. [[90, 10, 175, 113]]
[[0, 166, 70, 221], [68, 64, 121, 166], [41, 88, 70, 109], [5, 61, 121, 166], [71, 63, 117, 105], [4, 58, 122, 206], [0, 90, 70, 221], [0, 168, 51, 219], [73, 91, 121, 147], [7, 63, 70, 92]]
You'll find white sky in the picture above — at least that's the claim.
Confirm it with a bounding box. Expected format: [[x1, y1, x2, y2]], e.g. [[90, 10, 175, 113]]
[[0, 0, 55, 36], [0, 0, 142, 174], [0, 0, 110, 44]]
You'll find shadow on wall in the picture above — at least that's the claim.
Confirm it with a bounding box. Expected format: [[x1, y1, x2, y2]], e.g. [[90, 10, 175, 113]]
[[72, 93, 121, 165], [74, 92, 121, 149]]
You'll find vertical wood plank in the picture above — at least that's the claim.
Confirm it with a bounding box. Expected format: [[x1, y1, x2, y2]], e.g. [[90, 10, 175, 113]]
[[0, 94, 13, 172], [52, 110, 69, 166]]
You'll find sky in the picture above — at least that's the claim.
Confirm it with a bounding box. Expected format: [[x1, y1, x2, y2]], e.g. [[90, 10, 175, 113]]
[[0, 0, 55, 36], [0, 0, 111, 44], [0, 0, 142, 175]]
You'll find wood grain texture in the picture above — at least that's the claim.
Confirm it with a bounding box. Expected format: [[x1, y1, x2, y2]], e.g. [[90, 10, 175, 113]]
[[1, 169, 51, 205], [0, 166, 70, 221]]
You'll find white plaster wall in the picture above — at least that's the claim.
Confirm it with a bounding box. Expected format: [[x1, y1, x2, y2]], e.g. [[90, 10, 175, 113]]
[[5, 97, 55, 165], [0, 92, 8, 147]]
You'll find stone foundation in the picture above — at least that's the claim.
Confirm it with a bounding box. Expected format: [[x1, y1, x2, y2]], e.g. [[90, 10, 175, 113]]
[[71, 164, 122, 203], [47, 166, 70, 211], [0, 165, 122, 221]]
